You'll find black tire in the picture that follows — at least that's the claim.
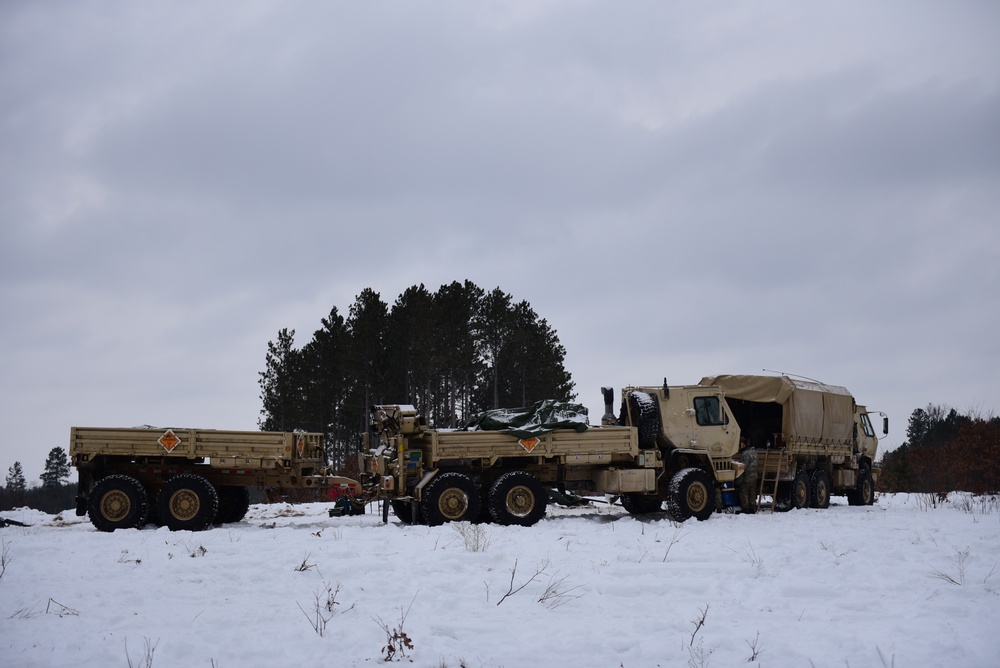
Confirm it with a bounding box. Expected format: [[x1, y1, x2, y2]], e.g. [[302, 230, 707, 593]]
[[488, 470, 547, 526], [621, 493, 663, 515], [792, 469, 811, 510], [390, 499, 419, 524], [627, 392, 662, 449], [87, 475, 149, 532], [848, 465, 875, 506], [809, 469, 831, 509], [666, 468, 716, 522], [421, 472, 480, 526], [214, 486, 251, 524], [157, 474, 219, 531]]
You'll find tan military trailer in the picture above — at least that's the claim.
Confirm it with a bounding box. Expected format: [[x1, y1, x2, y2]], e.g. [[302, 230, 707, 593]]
[[363, 403, 665, 526], [70, 426, 361, 532]]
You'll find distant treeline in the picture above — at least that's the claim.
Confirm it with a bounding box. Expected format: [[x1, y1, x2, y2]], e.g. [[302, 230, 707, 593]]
[[877, 405, 1000, 494], [258, 281, 575, 473]]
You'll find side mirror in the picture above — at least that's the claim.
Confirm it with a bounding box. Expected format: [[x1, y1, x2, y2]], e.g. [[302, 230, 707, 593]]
[[882, 416, 889, 436]]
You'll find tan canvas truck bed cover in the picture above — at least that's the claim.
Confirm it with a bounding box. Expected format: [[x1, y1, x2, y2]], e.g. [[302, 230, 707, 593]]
[[699, 375, 856, 445]]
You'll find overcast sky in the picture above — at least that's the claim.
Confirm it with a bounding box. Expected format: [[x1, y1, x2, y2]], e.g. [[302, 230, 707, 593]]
[[2, 2, 998, 484]]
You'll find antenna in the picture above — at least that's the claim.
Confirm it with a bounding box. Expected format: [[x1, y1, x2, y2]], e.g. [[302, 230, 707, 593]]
[[762, 368, 826, 385]]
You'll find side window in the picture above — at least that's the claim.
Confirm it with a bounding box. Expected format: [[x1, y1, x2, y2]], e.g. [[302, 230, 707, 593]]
[[860, 414, 875, 438], [694, 396, 725, 426]]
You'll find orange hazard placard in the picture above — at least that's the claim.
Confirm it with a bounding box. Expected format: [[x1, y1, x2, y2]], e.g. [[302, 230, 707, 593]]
[[518, 437, 540, 453], [158, 429, 181, 453]]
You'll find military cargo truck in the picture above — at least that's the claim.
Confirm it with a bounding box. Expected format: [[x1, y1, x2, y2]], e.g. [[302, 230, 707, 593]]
[[697, 374, 886, 511], [70, 427, 360, 532], [363, 402, 664, 526], [364, 373, 885, 525]]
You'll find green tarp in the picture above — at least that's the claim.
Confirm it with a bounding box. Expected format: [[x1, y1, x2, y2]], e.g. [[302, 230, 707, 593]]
[[463, 399, 590, 439]]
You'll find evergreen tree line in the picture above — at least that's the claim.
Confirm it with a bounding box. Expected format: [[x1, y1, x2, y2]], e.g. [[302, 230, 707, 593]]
[[258, 281, 576, 472], [877, 404, 1000, 494], [1, 447, 77, 514]]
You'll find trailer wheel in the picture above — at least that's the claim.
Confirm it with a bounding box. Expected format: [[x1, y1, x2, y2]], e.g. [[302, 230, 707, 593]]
[[214, 486, 251, 524], [157, 474, 219, 531], [87, 475, 149, 532], [848, 465, 875, 506], [809, 469, 831, 509], [667, 468, 715, 522], [421, 472, 480, 526], [488, 470, 547, 526], [792, 469, 811, 510], [621, 493, 663, 515]]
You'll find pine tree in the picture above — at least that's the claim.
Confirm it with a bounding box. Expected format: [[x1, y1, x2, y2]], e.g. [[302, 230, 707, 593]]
[[40, 447, 70, 489], [258, 328, 304, 432], [300, 308, 350, 467], [346, 288, 389, 431], [5, 462, 26, 492]]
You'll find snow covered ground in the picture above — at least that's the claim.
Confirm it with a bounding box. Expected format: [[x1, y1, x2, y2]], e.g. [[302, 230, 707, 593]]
[[1, 494, 998, 668]]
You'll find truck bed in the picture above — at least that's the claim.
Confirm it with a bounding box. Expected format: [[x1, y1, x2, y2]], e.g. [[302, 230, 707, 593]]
[[416, 424, 641, 465], [70, 427, 325, 468]]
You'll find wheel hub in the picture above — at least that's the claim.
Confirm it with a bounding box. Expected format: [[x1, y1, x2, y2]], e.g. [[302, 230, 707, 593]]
[[100, 490, 131, 521], [506, 485, 535, 517], [437, 488, 469, 521], [168, 489, 200, 521]]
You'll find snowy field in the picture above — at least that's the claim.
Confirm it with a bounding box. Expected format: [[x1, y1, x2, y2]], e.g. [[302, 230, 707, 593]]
[[2, 494, 999, 668]]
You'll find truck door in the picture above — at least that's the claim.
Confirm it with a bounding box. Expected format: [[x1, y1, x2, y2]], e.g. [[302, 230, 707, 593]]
[[690, 392, 739, 459]]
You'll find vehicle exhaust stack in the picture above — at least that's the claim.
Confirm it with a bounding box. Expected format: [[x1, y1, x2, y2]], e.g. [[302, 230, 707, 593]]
[[601, 387, 616, 424]]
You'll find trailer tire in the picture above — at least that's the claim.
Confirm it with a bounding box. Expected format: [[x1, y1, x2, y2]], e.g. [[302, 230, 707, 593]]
[[628, 392, 661, 450], [809, 469, 831, 509], [621, 493, 663, 515], [157, 474, 219, 531], [215, 486, 251, 524], [667, 468, 715, 522], [88, 475, 149, 532], [489, 471, 547, 526], [421, 472, 480, 526], [792, 469, 811, 510]]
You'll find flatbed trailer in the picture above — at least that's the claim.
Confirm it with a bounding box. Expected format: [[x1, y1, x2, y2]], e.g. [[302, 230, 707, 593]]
[[71, 426, 359, 532]]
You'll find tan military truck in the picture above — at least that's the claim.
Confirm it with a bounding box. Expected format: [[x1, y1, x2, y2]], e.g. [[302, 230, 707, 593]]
[[363, 402, 665, 526], [612, 374, 885, 516], [364, 373, 885, 526], [70, 427, 361, 532], [697, 374, 885, 511]]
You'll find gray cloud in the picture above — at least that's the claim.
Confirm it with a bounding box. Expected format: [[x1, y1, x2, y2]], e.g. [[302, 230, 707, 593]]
[[2, 1, 998, 482]]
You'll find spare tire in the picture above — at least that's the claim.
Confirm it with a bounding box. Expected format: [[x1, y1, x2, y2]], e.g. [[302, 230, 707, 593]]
[[627, 391, 662, 450]]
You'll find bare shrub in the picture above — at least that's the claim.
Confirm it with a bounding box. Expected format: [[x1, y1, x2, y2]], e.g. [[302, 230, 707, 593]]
[[452, 522, 492, 552], [125, 637, 158, 668], [373, 594, 417, 662]]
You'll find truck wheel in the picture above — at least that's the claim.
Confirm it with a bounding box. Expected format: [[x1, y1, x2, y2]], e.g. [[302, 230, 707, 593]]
[[421, 472, 480, 526], [214, 486, 251, 524], [628, 392, 661, 449], [667, 468, 715, 522], [848, 465, 875, 506], [488, 470, 547, 526], [809, 469, 831, 509], [621, 493, 663, 515], [87, 475, 149, 532], [157, 474, 219, 531], [391, 500, 418, 524], [792, 470, 811, 510]]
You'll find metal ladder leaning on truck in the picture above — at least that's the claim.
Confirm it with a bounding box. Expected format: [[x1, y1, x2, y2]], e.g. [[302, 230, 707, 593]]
[[362, 374, 886, 525]]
